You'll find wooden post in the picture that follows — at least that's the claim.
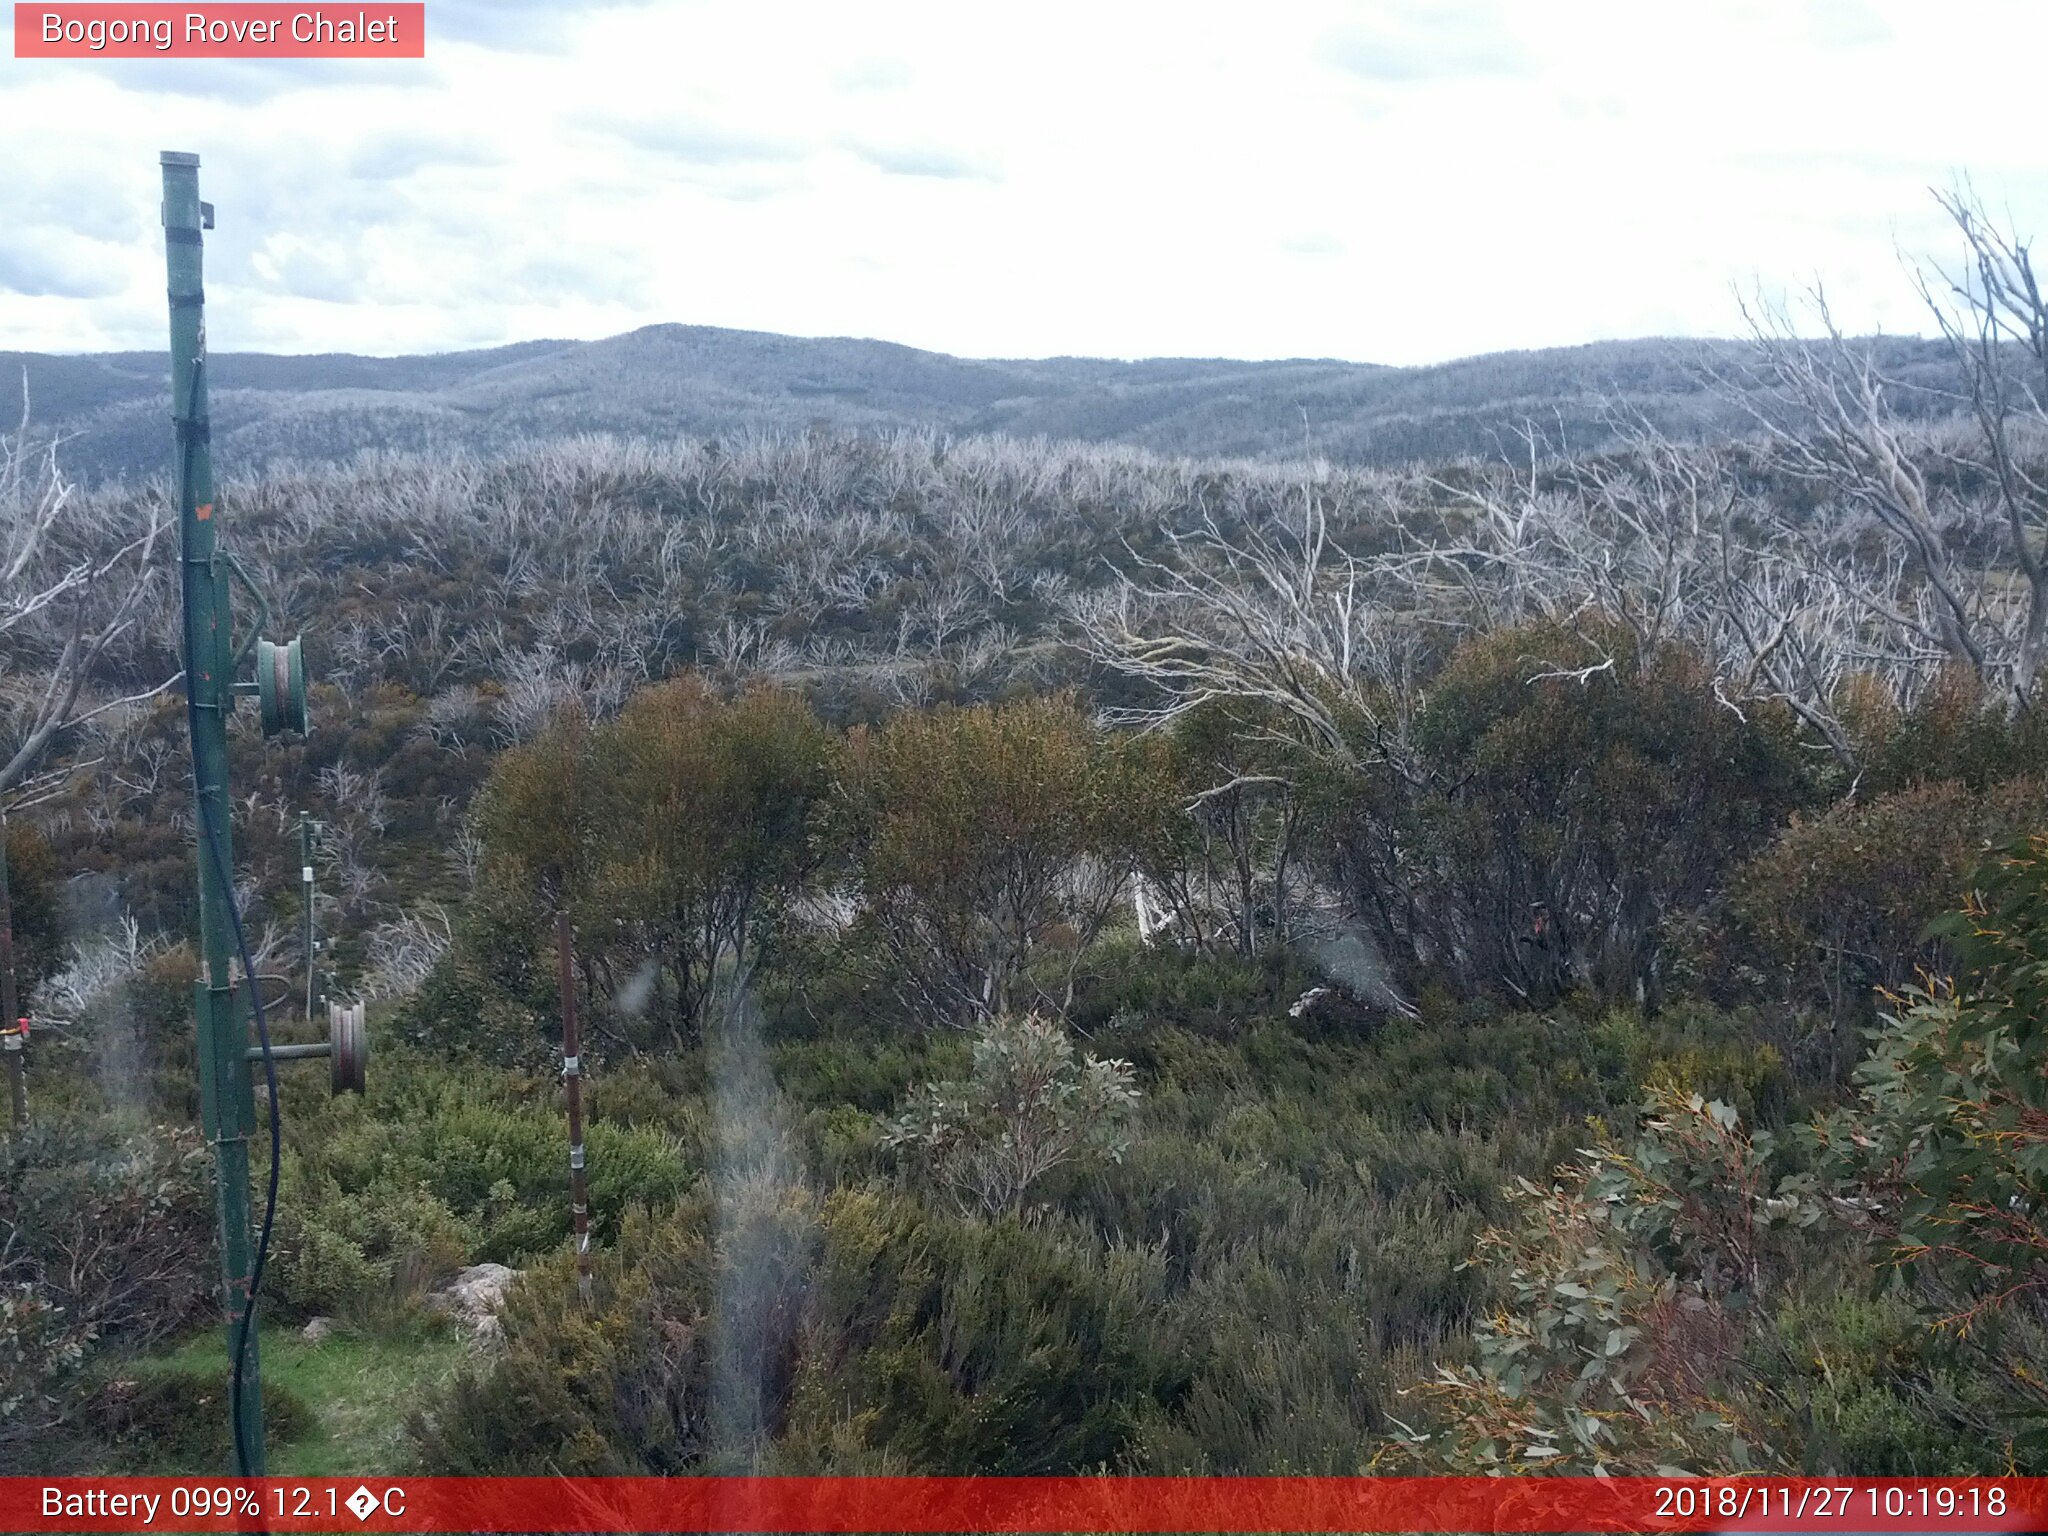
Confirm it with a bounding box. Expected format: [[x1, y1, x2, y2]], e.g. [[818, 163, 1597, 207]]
[[555, 910, 592, 1305]]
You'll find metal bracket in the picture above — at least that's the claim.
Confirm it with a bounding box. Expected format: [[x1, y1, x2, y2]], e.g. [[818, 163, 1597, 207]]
[[224, 551, 272, 672]]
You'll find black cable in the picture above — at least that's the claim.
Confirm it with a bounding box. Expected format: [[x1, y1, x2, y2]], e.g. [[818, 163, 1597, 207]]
[[178, 367, 283, 1479]]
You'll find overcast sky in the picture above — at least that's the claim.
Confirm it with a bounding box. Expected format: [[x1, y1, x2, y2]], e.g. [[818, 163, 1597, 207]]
[[5, 0, 2048, 365]]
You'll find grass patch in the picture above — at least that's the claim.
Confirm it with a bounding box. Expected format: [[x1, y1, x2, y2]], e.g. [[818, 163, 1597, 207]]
[[111, 1320, 471, 1475]]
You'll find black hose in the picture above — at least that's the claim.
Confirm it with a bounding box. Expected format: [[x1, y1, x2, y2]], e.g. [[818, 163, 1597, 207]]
[[178, 371, 283, 1479], [205, 797, 282, 1480]]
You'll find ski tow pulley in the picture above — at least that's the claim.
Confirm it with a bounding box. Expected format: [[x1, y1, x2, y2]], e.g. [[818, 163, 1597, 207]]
[[256, 635, 309, 737], [241, 998, 367, 1096]]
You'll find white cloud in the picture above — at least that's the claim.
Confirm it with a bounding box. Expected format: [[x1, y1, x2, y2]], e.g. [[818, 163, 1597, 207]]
[[4, 0, 2047, 363]]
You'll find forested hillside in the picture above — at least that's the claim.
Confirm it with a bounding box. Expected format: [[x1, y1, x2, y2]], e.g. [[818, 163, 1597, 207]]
[[1, 326, 1970, 486], [4, 193, 2047, 1480]]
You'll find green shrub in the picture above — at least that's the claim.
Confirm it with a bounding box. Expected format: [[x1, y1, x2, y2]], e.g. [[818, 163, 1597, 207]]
[[86, 1371, 312, 1469], [1745, 1287, 2020, 1474], [413, 1201, 716, 1474], [416, 1188, 1189, 1476], [786, 1190, 1184, 1474], [1839, 668, 2048, 795], [395, 946, 551, 1067], [1383, 1086, 1819, 1475], [466, 681, 841, 1051], [1, 1285, 91, 1447], [0, 1115, 215, 1458], [273, 1178, 475, 1318], [842, 694, 1167, 1023], [1319, 619, 1812, 1005], [771, 1032, 948, 1116], [1070, 942, 1307, 1040], [272, 1048, 693, 1313], [3, 816, 67, 1006], [40, 945, 207, 1121], [0, 1117, 213, 1350], [1725, 777, 2048, 1024], [883, 1013, 1139, 1216], [1812, 832, 2048, 1310]]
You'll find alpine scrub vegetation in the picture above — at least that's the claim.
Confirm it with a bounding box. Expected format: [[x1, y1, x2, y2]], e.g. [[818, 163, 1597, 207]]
[[1383, 840, 2048, 1476], [1811, 834, 2048, 1373], [1382, 1087, 1818, 1475], [9, 184, 2048, 1474], [881, 1013, 1140, 1217]]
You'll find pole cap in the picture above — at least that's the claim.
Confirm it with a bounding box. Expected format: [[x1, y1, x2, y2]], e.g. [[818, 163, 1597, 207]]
[[160, 150, 200, 167]]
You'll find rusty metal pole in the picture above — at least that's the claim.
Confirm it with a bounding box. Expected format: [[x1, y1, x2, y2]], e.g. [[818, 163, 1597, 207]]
[[555, 910, 592, 1305]]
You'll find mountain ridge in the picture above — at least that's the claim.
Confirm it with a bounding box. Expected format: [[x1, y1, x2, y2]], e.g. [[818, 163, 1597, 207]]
[[0, 322, 1959, 484]]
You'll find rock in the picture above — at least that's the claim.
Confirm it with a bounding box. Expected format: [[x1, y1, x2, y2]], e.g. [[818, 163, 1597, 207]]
[[301, 1316, 337, 1343], [427, 1262, 519, 1337], [447, 1261, 518, 1313]]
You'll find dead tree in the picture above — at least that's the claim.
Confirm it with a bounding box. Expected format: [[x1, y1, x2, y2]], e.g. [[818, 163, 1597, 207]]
[[1916, 184, 2048, 703], [1731, 189, 2048, 714], [1070, 475, 1419, 770], [1, 393, 170, 803]]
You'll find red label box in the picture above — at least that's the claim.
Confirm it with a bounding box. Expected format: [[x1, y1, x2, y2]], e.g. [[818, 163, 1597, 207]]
[[5, 1476, 2048, 1534], [14, 4, 425, 57]]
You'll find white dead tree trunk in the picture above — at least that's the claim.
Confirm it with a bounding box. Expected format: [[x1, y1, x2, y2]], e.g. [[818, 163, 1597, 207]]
[[1731, 187, 2048, 716], [1917, 184, 2048, 704], [1070, 477, 1419, 771], [1735, 288, 1993, 683], [1, 388, 172, 804]]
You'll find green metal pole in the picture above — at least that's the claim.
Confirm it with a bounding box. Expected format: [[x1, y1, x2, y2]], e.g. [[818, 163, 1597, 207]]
[[162, 149, 264, 1475]]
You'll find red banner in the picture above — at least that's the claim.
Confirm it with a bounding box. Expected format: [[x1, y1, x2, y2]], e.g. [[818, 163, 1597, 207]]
[[13, 4, 425, 58], [5, 1477, 2046, 1533]]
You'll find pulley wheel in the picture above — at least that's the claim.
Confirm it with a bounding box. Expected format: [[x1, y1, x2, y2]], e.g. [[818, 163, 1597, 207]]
[[257, 635, 310, 737], [328, 1000, 367, 1095]]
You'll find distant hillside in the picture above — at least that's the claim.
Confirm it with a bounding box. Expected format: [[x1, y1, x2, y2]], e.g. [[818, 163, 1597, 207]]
[[0, 324, 1963, 484]]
